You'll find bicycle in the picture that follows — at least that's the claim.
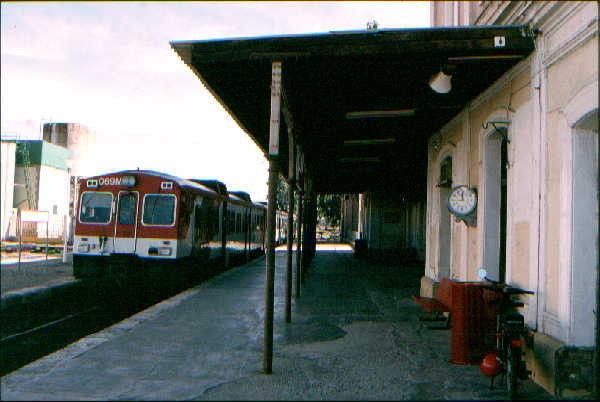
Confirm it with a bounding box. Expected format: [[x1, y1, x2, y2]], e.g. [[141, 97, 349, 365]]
[[477, 269, 534, 399]]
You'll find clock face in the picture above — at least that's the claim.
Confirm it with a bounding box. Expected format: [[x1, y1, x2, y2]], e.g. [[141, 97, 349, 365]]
[[447, 185, 477, 216]]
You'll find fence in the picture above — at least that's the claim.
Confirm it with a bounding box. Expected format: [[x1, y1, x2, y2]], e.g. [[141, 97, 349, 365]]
[[2, 210, 71, 249]]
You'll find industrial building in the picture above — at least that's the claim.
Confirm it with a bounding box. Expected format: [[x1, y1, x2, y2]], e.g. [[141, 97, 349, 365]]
[[0, 123, 95, 242]]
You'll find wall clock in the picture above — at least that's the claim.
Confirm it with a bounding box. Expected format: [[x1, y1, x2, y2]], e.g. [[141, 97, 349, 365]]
[[447, 185, 477, 226]]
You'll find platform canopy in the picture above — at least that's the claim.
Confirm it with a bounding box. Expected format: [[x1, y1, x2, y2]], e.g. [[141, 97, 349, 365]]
[[171, 26, 535, 196]]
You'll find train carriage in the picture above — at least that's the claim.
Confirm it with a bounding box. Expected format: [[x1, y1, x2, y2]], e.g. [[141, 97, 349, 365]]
[[249, 201, 266, 257], [226, 191, 252, 265], [73, 170, 263, 278]]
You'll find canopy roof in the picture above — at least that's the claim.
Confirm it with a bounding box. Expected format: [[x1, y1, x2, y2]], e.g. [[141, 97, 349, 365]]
[[171, 26, 535, 196]]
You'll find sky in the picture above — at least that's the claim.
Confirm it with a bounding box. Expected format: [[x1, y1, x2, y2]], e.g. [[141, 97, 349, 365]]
[[1, 1, 430, 201]]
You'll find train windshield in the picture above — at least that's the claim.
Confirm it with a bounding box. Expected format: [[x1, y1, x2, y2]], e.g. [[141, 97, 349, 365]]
[[118, 193, 137, 225], [143, 194, 176, 226], [79, 192, 113, 223]]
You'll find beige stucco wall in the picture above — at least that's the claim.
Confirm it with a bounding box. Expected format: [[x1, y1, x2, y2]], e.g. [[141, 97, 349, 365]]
[[542, 32, 598, 343], [427, 1, 598, 395], [426, 0, 598, 340], [426, 67, 537, 286]]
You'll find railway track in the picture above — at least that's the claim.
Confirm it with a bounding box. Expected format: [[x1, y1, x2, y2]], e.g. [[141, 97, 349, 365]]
[[1, 306, 100, 344]]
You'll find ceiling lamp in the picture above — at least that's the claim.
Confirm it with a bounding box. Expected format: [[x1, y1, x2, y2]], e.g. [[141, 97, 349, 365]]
[[429, 70, 452, 94], [345, 109, 415, 119], [447, 55, 524, 62], [343, 138, 396, 146]]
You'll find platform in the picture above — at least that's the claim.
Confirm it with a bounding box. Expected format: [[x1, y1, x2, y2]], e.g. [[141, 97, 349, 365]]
[[0, 245, 553, 400]]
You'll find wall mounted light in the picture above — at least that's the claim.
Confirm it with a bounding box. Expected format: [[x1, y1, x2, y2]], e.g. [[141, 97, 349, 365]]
[[482, 119, 512, 142], [429, 70, 453, 94]]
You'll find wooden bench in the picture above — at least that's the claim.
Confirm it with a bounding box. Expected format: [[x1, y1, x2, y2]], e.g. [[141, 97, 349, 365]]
[[412, 277, 454, 329]]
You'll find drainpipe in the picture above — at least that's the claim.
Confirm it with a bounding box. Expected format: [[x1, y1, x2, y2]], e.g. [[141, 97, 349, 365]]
[[358, 193, 364, 239], [595, 260, 599, 399]]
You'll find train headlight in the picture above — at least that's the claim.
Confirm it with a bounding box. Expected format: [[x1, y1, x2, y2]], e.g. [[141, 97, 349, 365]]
[[78, 244, 90, 253], [121, 175, 136, 187], [158, 247, 172, 256]]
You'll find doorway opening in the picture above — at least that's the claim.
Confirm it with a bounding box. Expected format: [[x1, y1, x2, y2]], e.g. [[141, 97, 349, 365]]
[[570, 109, 598, 346], [483, 128, 508, 282], [438, 156, 452, 279]]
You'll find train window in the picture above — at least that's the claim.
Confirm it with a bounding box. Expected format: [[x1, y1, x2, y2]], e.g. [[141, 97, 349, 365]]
[[79, 192, 113, 223], [210, 201, 219, 237], [228, 211, 235, 232], [118, 193, 137, 225], [143, 194, 176, 226]]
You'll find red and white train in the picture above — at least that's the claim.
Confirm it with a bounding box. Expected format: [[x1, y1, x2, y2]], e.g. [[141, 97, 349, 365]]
[[73, 170, 266, 278]]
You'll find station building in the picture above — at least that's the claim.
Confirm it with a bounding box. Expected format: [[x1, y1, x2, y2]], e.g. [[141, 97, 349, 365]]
[[421, 2, 597, 396], [175, 0, 597, 396], [343, 1, 598, 396]]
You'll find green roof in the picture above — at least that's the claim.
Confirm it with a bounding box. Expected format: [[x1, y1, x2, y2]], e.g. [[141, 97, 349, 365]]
[[15, 140, 73, 171]]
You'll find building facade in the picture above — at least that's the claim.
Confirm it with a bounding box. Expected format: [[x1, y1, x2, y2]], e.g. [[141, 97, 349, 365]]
[[0, 122, 95, 242], [424, 1, 598, 397]]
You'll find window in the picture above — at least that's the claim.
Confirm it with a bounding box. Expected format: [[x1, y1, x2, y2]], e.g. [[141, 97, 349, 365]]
[[52, 205, 58, 215], [439, 157, 453, 188], [118, 193, 137, 225], [143, 194, 176, 226], [79, 192, 113, 223]]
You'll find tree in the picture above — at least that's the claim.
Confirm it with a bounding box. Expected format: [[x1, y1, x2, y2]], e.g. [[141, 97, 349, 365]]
[[275, 174, 288, 211], [317, 193, 341, 227]]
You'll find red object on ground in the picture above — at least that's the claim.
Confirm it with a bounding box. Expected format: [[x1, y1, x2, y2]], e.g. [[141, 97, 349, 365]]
[[480, 352, 503, 377], [450, 281, 499, 365]]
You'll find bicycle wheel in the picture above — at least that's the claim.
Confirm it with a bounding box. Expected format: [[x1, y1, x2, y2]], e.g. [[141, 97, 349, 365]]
[[506, 343, 520, 399]]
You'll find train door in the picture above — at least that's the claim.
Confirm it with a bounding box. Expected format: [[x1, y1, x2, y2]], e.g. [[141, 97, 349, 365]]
[[222, 201, 229, 267], [244, 208, 250, 261], [113, 191, 139, 253]]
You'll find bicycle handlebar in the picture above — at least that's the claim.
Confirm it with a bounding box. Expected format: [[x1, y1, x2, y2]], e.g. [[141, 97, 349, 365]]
[[481, 277, 535, 295]]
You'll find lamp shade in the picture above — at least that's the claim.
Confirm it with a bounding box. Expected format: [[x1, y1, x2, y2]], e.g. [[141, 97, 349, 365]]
[[429, 71, 452, 93]]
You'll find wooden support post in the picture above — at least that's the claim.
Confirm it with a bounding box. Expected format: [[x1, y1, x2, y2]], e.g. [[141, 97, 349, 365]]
[[285, 131, 295, 323], [263, 60, 281, 375], [302, 190, 310, 282], [302, 184, 317, 278], [264, 161, 277, 374], [295, 190, 303, 298]]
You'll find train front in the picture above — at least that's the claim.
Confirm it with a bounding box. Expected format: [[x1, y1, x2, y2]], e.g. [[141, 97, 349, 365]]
[[73, 171, 181, 277]]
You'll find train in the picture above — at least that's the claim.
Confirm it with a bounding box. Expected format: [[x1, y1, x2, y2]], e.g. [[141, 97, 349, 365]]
[[73, 169, 271, 279]]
